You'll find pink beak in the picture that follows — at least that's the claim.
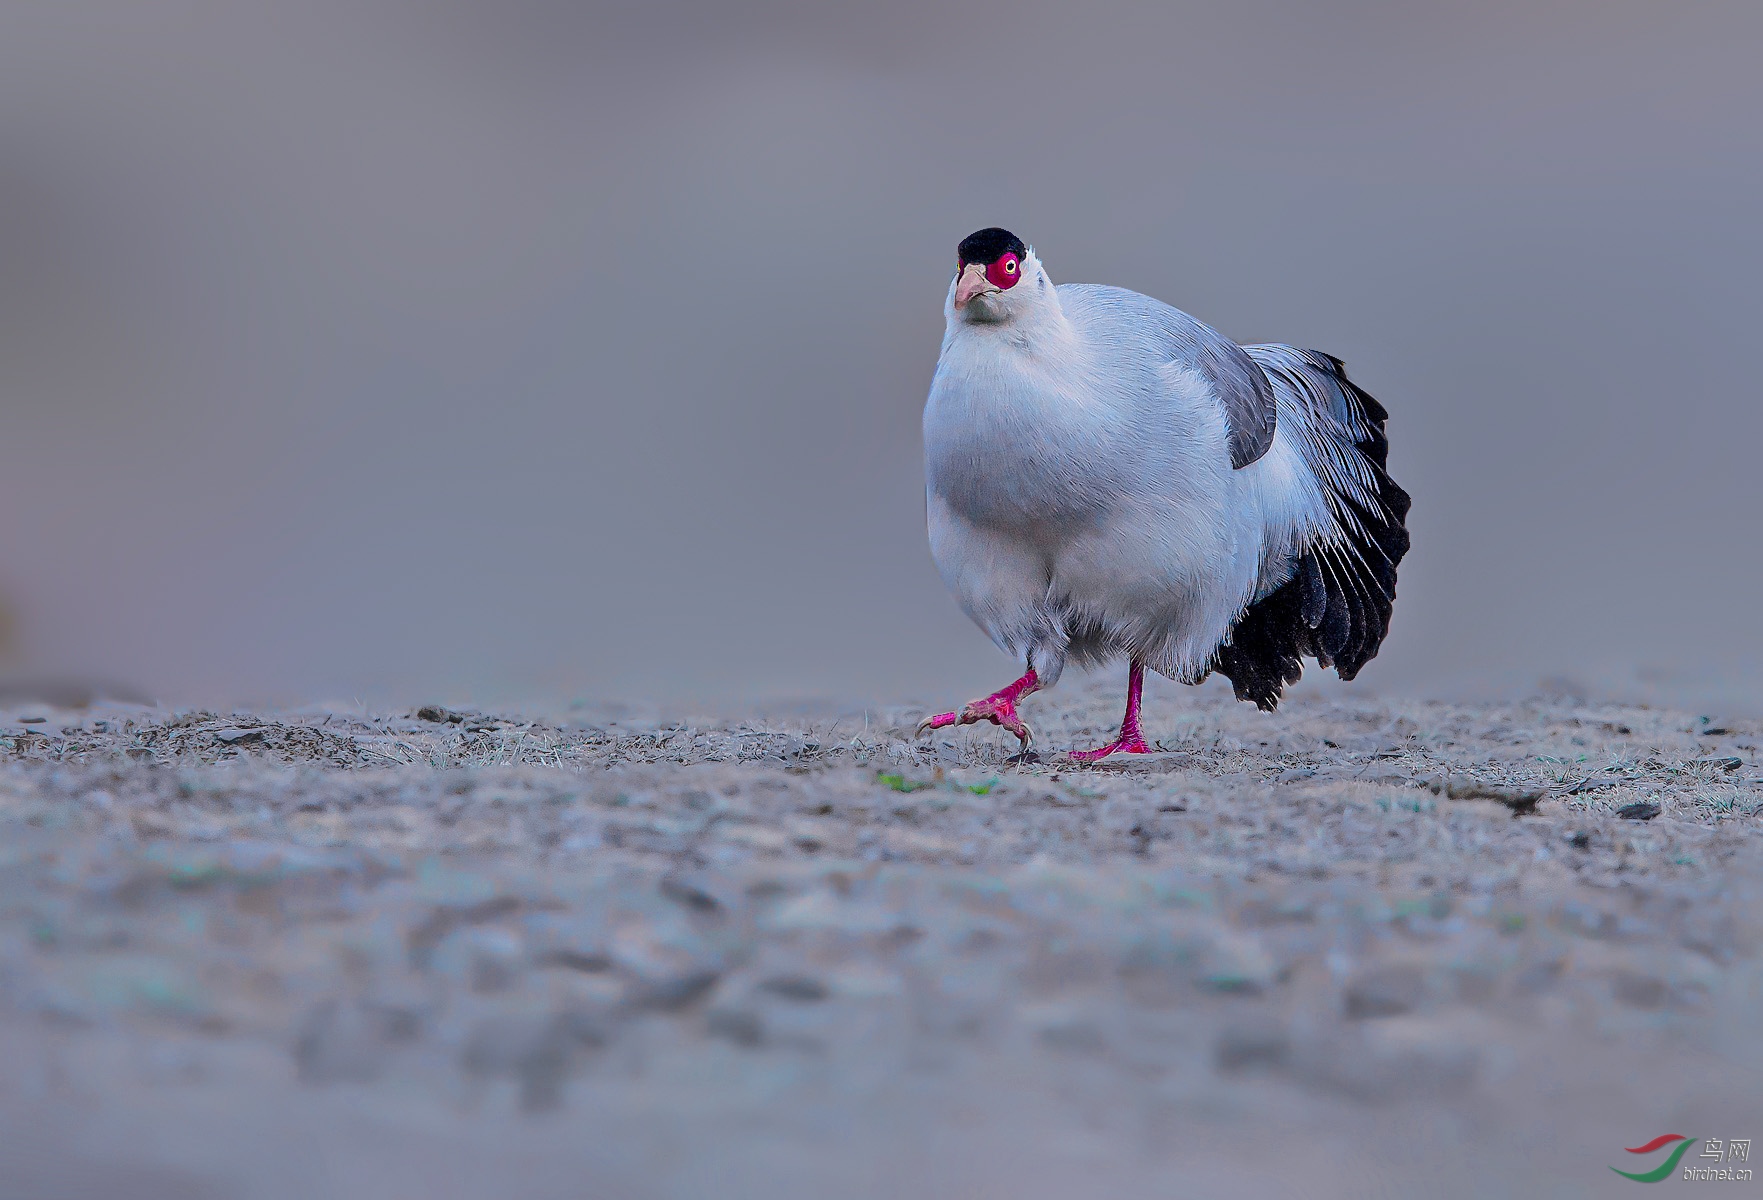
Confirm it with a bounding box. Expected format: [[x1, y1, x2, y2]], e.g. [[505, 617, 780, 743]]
[[954, 262, 997, 308]]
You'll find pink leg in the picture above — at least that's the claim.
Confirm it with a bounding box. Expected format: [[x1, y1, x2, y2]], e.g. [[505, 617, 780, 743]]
[[914, 666, 1040, 752], [1068, 660, 1153, 762]]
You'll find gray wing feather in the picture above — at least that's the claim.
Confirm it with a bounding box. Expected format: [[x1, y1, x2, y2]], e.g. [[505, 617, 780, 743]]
[[1195, 335, 1278, 469], [1057, 284, 1278, 469]]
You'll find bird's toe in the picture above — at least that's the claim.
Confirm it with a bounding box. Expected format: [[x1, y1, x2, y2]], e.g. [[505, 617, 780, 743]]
[[914, 711, 959, 738], [1067, 739, 1120, 764]]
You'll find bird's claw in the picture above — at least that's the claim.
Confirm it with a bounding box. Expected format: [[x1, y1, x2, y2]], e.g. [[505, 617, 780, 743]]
[[913, 701, 1034, 752], [997, 715, 1035, 752], [914, 669, 1040, 754], [913, 711, 957, 739]]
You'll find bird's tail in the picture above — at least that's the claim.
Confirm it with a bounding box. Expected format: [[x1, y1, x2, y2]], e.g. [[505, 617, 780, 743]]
[[1211, 346, 1412, 710]]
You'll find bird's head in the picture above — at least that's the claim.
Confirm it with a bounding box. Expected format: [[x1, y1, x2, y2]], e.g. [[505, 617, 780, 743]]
[[949, 227, 1045, 324]]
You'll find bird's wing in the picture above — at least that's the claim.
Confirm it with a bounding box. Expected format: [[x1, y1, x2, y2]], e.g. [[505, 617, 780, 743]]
[[1170, 315, 1279, 469], [1059, 284, 1278, 468], [1212, 345, 1411, 709]]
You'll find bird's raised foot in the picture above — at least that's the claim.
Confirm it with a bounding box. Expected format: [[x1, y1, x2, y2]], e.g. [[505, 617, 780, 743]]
[[913, 696, 1035, 752], [913, 668, 1040, 753], [1065, 732, 1152, 764]]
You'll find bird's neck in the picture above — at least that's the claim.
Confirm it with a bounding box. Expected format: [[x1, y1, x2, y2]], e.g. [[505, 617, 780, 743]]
[[944, 293, 1076, 355], [939, 300, 1098, 420]]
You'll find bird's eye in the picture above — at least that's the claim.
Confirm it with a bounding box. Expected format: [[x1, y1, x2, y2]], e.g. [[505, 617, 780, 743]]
[[984, 252, 1023, 290]]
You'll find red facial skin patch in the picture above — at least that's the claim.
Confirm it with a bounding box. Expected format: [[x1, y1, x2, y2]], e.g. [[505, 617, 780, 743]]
[[985, 252, 1021, 291]]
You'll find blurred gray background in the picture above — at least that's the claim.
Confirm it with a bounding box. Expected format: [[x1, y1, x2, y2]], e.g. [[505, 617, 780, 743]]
[[1, 0, 1759, 711]]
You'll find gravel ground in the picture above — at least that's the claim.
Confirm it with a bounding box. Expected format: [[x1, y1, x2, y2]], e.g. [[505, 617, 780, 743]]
[[1, 684, 1760, 1199]]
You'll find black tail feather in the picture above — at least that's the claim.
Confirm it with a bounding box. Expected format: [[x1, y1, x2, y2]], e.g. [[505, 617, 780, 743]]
[[1212, 356, 1410, 711]]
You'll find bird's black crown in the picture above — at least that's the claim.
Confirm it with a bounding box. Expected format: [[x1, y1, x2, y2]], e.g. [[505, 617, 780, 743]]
[[958, 227, 1028, 266]]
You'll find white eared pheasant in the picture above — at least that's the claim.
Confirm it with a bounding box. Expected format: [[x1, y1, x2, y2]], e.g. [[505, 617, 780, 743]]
[[916, 227, 1411, 761]]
